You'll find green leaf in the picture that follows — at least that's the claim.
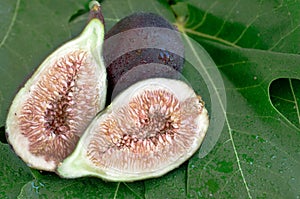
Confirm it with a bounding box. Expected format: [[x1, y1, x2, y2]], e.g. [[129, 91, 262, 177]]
[[174, 0, 300, 198], [1, 0, 300, 198], [145, 163, 187, 198], [0, 143, 33, 199], [18, 175, 145, 199]]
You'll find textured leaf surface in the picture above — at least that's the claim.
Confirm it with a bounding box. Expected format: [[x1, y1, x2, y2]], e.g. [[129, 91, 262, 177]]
[[0, 143, 32, 199], [174, 0, 300, 198], [0, 0, 299, 198]]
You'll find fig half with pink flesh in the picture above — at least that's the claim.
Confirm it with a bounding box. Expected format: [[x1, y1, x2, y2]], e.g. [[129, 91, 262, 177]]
[[5, 2, 107, 171], [57, 78, 209, 181]]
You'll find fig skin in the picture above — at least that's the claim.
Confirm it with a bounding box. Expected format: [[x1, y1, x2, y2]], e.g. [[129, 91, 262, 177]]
[[103, 12, 185, 100], [57, 78, 209, 182], [5, 1, 107, 171], [104, 12, 175, 36]]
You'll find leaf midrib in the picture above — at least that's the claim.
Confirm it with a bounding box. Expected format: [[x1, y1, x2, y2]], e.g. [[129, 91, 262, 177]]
[[181, 31, 252, 198]]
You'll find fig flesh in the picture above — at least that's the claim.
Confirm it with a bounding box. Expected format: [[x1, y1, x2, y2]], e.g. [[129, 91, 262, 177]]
[[5, 2, 107, 171], [57, 78, 209, 181]]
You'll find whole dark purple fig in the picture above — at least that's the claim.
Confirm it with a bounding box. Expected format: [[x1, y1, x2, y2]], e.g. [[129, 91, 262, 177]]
[[103, 12, 185, 100]]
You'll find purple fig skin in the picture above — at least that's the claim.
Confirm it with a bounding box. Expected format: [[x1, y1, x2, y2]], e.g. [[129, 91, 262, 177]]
[[104, 12, 175, 38], [103, 12, 185, 101], [107, 48, 183, 88]]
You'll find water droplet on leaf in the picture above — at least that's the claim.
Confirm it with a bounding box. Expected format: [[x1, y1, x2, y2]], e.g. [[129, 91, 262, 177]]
[[265, 162, 272, 168]]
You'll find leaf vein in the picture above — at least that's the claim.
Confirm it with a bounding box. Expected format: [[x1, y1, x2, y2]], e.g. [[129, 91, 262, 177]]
[[182, 32, 252, 198], [107, 2, 120, 20], [218, 169, 240, 195], [198, 139, 231, 179], [228, 126, 252, 198], [123, 182, 144, 199], [113, 182, 120, 199], [150, 0, 162, 16], [127, 0, 134, 13], [190, 1, 218, 30], [233, 14, 259, 45], [217, 60, 247, 68], [268, 23, 300, 51], [270, 94, 295, 104], [214, 0, 241, 37], [289, 79, 300, 125], [182, 27, 240, 48], [0, 0, 21, 48]]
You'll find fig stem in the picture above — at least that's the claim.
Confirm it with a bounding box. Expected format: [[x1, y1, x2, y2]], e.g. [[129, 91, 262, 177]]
[[88, 1, 105, 27]]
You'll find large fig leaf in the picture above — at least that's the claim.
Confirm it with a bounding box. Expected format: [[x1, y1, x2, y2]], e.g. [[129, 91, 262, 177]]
[[172, 1, 300, 198], [0, 0, 299, 198]]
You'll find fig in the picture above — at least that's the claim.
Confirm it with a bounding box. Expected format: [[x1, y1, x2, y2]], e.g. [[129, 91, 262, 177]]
[[103, 12, 185, 100], [5, 1, 107, 171], [57, 78, 209, 181]]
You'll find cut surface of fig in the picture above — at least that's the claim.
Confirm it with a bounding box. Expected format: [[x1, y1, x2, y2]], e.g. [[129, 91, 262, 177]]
[[5, 3, 107, 171], [57, 78, 209, 181]]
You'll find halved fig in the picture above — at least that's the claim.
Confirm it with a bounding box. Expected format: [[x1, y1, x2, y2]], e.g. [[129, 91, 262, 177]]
[[5, 2, 107, 171], [57, 78, 209, 181]]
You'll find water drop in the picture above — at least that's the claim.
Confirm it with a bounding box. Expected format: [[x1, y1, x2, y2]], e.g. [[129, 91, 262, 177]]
[[27, 163, 33, 167], [31, 180, 44, 193], [158, 51, 171, 63], [265, 162, 272, 168], [197, 191, 202, 197], [291, 177, 295, 181], [158, 52, 164, 59]]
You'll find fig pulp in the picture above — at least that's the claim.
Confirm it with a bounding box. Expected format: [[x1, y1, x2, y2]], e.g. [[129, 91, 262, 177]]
[[57, 78, 209, 181], [5, 2, 107, 171]]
